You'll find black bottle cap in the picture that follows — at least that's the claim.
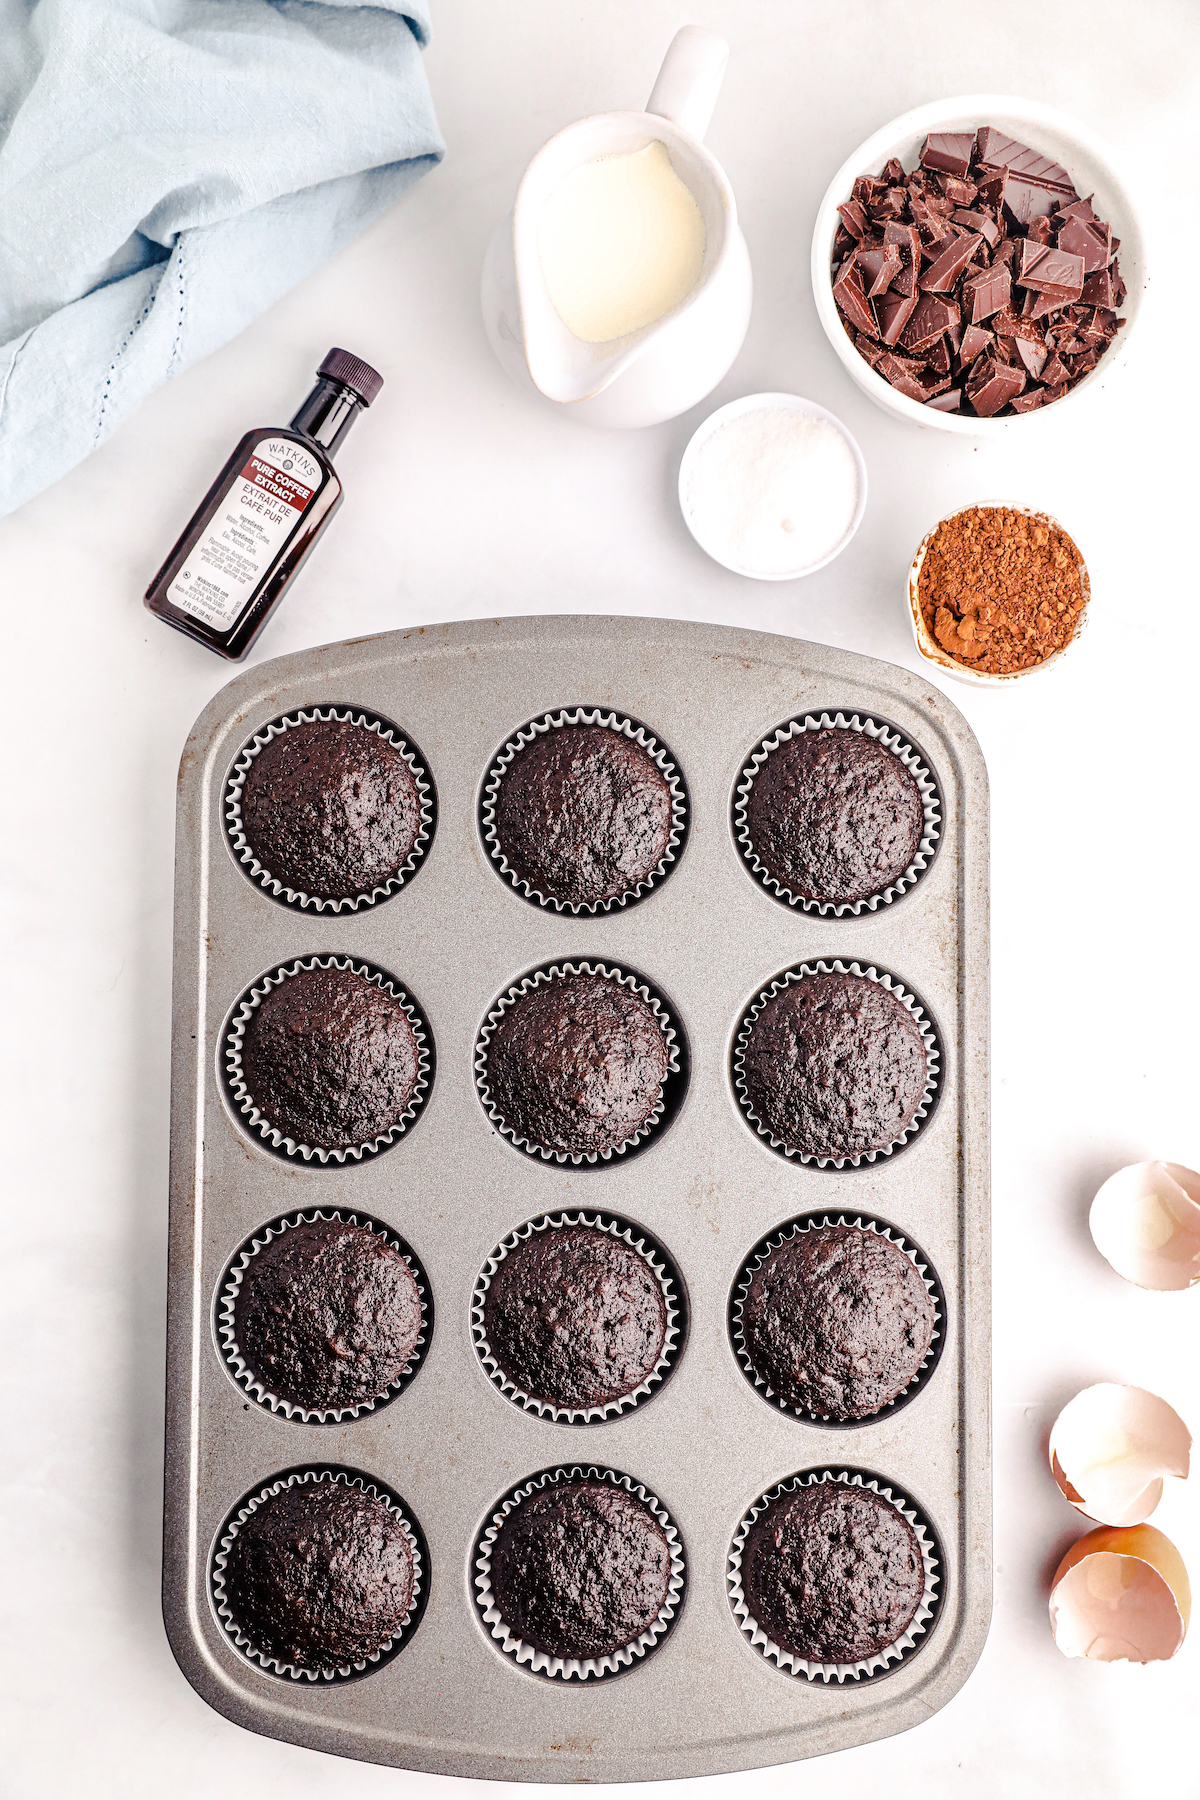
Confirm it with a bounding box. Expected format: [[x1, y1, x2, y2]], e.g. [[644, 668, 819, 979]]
[[318, 348, 384, 406]]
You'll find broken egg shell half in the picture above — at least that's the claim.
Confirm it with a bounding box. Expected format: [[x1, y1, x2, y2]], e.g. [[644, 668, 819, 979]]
[[1090, 1160, 1200, 1290], [1050, 1524, 1191, 1663], [1049, 1383, 1191, 1526]]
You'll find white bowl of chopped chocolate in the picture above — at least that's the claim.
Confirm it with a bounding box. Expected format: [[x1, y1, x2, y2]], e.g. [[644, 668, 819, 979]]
[[907, 502, 1090, 684], [811, 97, 1145, 431]]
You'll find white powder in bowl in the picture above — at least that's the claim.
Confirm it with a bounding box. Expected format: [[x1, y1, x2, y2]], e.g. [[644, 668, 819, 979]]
[[682, 407, 860, 577]]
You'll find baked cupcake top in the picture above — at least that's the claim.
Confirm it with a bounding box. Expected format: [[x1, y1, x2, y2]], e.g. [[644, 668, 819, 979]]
[[492, 725, 673, 908], [483, 972, 670, 1158], [744, 729, 925, 907], [240, 718, 423, 901], [742, 1481, 923, 1665], [238, 965, 420, 1152], [490, 1478, 671, 1661], [232, 1219, 423, 1413], [739, 1224, 936, 1419], [740, 971, 927, 1160], [220, 1479, 415, 1672], [482, 1224, 666, 1412]]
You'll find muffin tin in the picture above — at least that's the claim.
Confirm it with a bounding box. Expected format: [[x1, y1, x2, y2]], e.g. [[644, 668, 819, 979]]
[[163, 613, 990, 1779]]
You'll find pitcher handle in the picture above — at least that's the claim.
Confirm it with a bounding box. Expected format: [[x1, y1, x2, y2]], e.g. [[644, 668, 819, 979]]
[[646, 26, 729, 144]]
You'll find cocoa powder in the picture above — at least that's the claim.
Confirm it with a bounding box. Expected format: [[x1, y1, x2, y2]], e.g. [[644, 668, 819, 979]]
[[915, 506, 1087, 676]]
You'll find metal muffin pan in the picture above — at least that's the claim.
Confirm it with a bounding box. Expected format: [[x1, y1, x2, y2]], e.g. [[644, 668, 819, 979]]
[[163, 614, 990, 1780]]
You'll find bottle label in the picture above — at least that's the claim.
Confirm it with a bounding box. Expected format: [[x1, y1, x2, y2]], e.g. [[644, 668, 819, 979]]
[[166, 439, 322, 629]]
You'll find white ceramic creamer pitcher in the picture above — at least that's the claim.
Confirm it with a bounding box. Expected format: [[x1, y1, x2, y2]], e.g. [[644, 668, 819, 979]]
[[481, 28, 752, 429]]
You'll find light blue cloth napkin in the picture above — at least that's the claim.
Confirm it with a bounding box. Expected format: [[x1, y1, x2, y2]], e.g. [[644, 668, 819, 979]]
[[0, 0, 444, 517]]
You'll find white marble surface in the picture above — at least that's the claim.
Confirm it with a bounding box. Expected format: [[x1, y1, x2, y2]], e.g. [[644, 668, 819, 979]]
[[4, 3, 1200, 1794]]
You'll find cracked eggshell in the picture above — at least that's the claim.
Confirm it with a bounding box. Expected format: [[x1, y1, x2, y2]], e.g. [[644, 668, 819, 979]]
[[1049, 1383, 1191, 1526], [1090, 1161, 1200, 1290], [1049, 1524, 1190, 1663]]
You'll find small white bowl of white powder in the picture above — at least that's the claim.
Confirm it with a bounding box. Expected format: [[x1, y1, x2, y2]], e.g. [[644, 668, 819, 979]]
[[678, 393, 866, 579]]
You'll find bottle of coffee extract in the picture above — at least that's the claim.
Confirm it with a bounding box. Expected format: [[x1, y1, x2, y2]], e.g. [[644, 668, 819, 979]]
[[144, 348, 382, 661]]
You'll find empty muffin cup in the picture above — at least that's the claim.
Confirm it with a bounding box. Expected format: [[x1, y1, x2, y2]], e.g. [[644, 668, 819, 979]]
[[211, 1466, 427, 1682], [472, 1211, 685, 1423], [473, 1464, 686, 1680], [223, 955, 433, 1165], [727, 1468, 941, 1682], [225, 706, 435, 911], [216, 1208, 432, 1423], [480, 707, 688, 914], [732, 960, 942, 1169], [733, 712, 941, 915]]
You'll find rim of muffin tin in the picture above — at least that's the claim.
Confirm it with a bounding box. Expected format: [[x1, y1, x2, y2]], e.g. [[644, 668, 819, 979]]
[[215, 1209, 432, 1424], [472, 1211, 686, 1424], [727, 1468, 942, 1684], [224, 705, 436, 913], [472, 1465, 686, 1681], [729, 1212, 945, 1427], [731, 960, 942, 1169], [475, 961, 687, 1167], [210, 1465, 428, 1683], [222, 955, 433, 1165], [733, 711, 942, 916], [479, 707, 689, 914]]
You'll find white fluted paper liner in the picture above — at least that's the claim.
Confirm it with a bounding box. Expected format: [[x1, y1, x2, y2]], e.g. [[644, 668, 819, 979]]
[[472, 1212, 683, 1423], [216, 1209, 431, 1424], [480, 708, 687, 914], [473, 1465, 686, 1680], [732, 960, 941, 1169], [224, 706, 434, 913], [211, 1466, 425, 1683], [223, 955, 432, 1165], [475, 962, 683, 1166], [727, 1469, 941, 1683], [730, 1213, 943, 1425], [734, 712, 941, 916]]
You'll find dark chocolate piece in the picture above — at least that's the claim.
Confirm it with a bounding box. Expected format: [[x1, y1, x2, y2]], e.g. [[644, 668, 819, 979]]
[[919, 132, 974, 179], [964, 353, 1026, 416], [1018, 239, 1085, 300], [833, 258, 878, 337], [925, 388, 963, 412], [974, 128, 1075, 194], [919, 231, 980, 293], [957, 323, 993, 365], [952, 206, 1000, 246], [874, 290, 919, 346], [856, 243, 902, 297], [961, 264, 1011, 322], [899, 292, 959, 354]]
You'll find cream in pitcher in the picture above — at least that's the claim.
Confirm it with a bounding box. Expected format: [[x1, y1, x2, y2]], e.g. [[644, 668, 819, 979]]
[[537, 140, 707, 344]]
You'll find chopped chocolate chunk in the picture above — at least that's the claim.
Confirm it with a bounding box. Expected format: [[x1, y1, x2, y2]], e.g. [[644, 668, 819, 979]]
[[961, 265, 1011, 322], [920, 132, 974, 179], [1018, 239, 1085, 300], [834, 126, 1124, 413], [833, 259, 878, 337], [920, 231, 980, 293], [899, 292, 959, 353], [874, 289, 919, 346], [952, 207, 1001, 246], [965, 353, 1026, 416], [856, 243, 902, 297]]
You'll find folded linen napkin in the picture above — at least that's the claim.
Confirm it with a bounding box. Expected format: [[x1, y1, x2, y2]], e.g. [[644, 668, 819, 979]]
[[0, 0, 444, 518]]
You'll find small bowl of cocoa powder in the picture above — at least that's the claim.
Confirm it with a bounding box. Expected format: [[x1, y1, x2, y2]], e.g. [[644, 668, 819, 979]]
[[908, 502, 1089, 684]]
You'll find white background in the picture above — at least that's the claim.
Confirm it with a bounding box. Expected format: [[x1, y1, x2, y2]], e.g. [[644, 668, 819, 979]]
[[3, 3, 1199, 1795]]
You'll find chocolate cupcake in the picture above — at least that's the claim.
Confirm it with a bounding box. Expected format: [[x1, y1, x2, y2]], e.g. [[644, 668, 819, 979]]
[[478, 1221, 671, 1415], [214, 1473, 421, 1677], [737, 966, 933, 1163], [489, 1477, 673, 1662], [486, 718, 680, 910], [226, 1215, 426, 1416], [228, 958, 429, 1159], [736, 1222, 937, 1420], [229, 712, 431, 907], [740, 724, 929, 909], [478, 967, 676, 1161], [740, 1479, 925, 1667]]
